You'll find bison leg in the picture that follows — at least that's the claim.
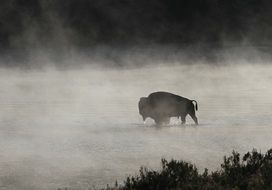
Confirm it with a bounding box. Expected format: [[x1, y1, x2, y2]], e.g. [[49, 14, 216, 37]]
[[189, 111, 198, 125], [154, 118, 163, 125], [162, 117, 170, 124], [153, 115, 161, 125], [154, 116, 170, 125], [181, 116, 186, 125]]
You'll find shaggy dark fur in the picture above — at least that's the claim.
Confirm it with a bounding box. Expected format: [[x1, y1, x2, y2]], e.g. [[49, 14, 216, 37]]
[[138, 91, 198, 125]]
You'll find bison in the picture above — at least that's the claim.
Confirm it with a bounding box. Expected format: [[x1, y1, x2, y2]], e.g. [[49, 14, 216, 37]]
[[138, 91, 198, 125]]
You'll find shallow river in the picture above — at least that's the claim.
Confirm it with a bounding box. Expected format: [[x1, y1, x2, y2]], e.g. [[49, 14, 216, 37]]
[[0, 64, 272, 190]]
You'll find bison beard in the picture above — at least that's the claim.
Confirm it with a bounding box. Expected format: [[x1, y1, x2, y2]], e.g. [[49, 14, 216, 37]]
[[138, 92, 198, 125]]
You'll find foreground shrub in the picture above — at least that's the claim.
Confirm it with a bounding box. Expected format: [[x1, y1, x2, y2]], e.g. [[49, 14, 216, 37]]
[[106, 148, 272, 190]]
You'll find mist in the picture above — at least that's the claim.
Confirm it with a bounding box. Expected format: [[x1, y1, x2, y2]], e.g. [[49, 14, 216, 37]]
[[0, 57, 272, 189], [1, 0, 272, 189]]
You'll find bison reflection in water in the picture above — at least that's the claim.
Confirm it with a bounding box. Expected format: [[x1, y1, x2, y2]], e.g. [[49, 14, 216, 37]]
[[138, 92, 198, 125]]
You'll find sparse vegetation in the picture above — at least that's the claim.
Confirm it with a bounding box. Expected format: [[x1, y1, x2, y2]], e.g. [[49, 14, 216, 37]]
[[103, 148, 272, 190]]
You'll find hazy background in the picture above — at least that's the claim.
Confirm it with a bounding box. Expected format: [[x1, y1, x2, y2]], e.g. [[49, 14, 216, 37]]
[[1, 0, 272, 66], [0, 0, 272, 190]]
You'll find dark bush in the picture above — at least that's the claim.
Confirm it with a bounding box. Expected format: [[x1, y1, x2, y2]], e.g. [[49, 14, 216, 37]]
[[106, 148, 272, 190]]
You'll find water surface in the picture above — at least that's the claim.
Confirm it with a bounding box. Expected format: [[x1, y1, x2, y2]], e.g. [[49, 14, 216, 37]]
[[0, 64, 272, 189]]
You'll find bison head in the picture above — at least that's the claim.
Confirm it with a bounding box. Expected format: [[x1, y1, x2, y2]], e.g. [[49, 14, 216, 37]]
[[138, 97, 152, 121]]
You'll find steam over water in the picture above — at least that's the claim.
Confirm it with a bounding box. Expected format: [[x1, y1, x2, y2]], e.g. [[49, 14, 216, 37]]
[[0, 63, 272, 189]]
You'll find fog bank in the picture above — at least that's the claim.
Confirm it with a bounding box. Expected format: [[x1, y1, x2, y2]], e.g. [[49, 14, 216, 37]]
[[0, 63, 272, 189]]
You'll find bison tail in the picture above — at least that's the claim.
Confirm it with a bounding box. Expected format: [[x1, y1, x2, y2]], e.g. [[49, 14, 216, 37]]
[[192, 100, 198, 111]]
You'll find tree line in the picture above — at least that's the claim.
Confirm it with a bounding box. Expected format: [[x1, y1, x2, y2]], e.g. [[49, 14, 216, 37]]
[[1, 0, 272, 50]]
